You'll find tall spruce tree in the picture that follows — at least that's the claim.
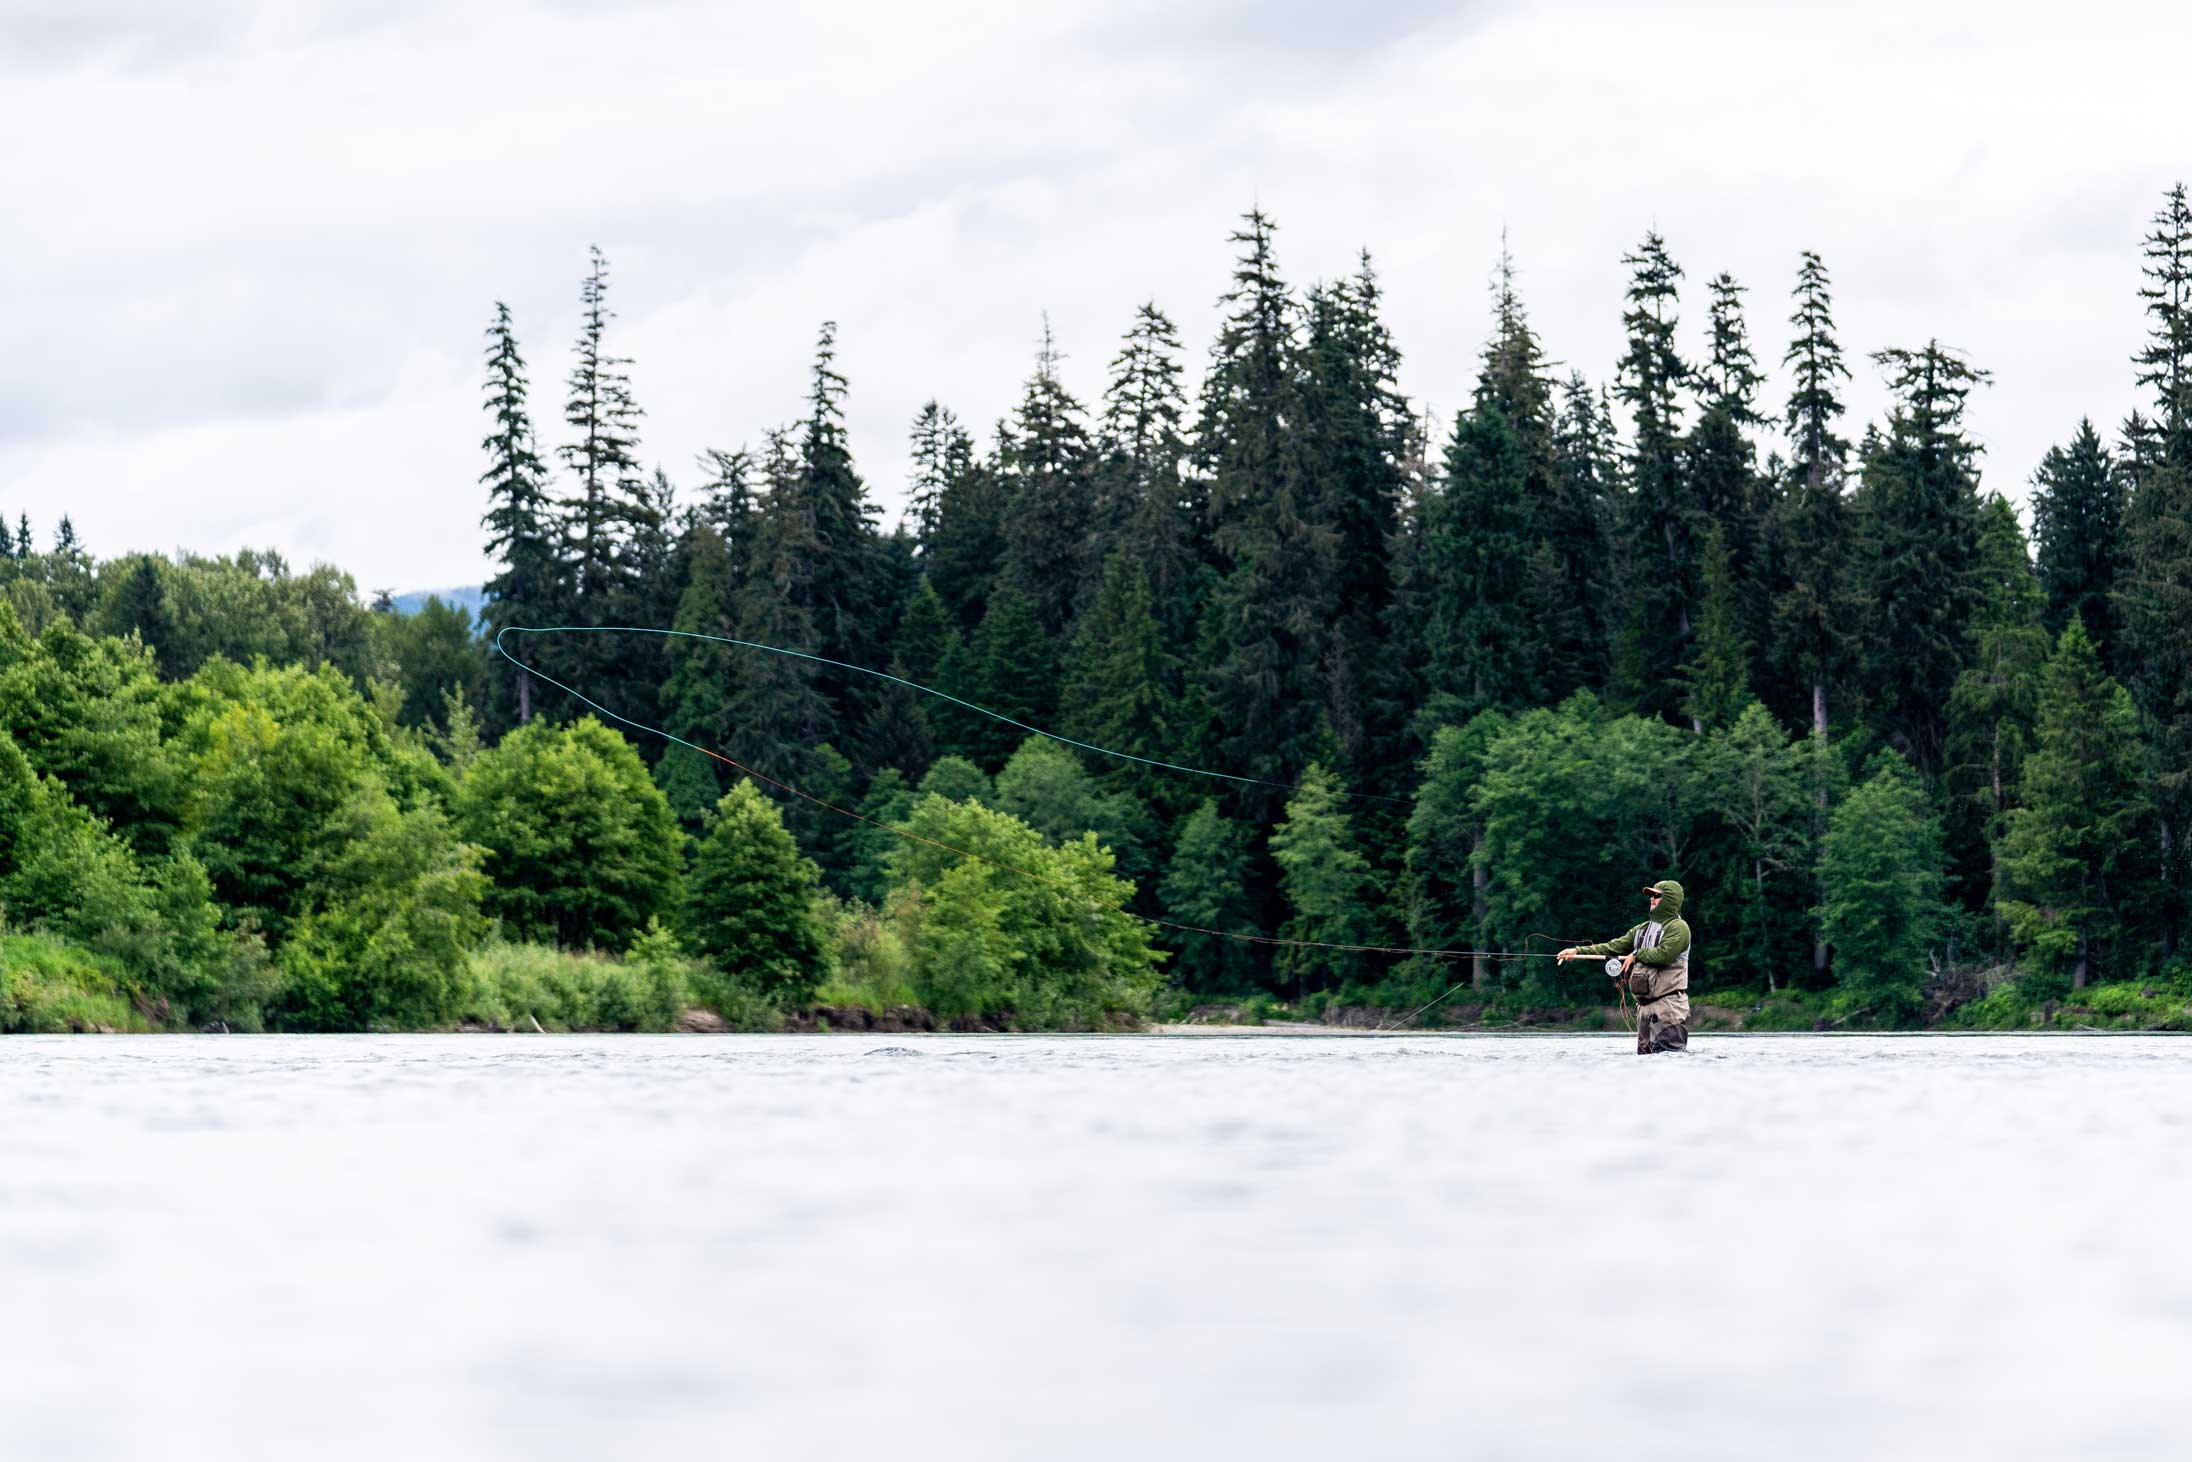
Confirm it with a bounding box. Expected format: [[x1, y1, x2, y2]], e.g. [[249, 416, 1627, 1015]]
[[1784, 251, 1851, 480], [999, 318, 1096, 637], [1419, 255, 1554, 729], [2029, 419, 2122, 663], [1058, 556, 1182, 813], [725, 430, 832, 787], [1296, 255, 1408, 783], [1678, 525, 1752, 729], [1196, 210, 1335, 816], [908, 401, 972, 549], [1998, 621, 2150, 988], [1941, 496, 2052, 924], [559, 246, 646, 609], [950, 587, 1057, 771], [920, 416, 1008, 633], [1684, 272, 1769, 717], [1159, 800, 1260, 992], [1852, 342, 1991, 770], [1542, 374, 1617, 695], [2133, 183, 2192, 442], [695, 445, 756, 577], [1095, 303, 1199, 635], [1769, 253, 1855, 976], [2116, 184, 2192, 956], [788, 322, 886, 767], [1611, 232, 1693, 719], [655, 523, 741, 826], [478, 302, 560, 727]]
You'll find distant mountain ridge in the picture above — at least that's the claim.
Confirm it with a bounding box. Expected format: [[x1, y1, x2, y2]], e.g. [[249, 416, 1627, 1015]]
[[389, 585, 488, 618]]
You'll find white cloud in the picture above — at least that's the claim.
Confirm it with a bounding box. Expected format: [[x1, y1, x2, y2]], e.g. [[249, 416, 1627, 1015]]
[[1, 0, 2183, 588]]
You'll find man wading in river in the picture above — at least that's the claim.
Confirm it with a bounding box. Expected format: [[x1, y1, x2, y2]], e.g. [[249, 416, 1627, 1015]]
[[1556, 880, 1693, 1054]]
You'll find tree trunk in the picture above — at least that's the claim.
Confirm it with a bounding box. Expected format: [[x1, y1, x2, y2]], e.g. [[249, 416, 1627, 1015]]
[[1471, 836, 1490, 991], [1811, 680, 1830, 980], [2163, 815, 2179, 959], [1755, 856, 1775, 993], [518, 666, 532, 725], [2073, 923, 2090, 991]]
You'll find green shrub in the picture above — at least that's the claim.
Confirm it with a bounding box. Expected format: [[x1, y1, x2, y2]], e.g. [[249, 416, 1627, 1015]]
[[885, 793, 1163, 1028], [462, 939, 686, 1032], [0, 933, 146, 1033], [813, 899, 916, 1012]]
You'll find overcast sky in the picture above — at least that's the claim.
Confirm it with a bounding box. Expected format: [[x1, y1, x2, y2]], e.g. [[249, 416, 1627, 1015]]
[[3, 0, 2186, 592]]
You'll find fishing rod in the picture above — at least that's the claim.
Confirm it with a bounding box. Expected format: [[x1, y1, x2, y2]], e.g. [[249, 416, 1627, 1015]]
[[496, 625, 1416, 806], [495, 625, 1596, 1030]]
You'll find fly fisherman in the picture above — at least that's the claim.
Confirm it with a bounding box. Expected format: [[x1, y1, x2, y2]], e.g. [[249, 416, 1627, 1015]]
[[1555, 880, 1693, 1054]]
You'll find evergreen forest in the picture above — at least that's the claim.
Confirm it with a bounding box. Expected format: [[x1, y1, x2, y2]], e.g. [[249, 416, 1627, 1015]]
[[7, 190, 2192, 1034]]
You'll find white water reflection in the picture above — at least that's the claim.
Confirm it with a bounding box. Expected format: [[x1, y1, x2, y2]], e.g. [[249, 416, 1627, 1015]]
[[3, 1034, 2187, 1460]]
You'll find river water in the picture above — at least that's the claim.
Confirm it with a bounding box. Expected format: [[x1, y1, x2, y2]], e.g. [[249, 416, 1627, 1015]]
[[3, 1033, 2187, 1460]]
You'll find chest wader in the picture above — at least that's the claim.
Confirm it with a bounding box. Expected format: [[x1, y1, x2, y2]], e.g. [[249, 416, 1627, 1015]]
[[1623, 918, 1692, 1055]]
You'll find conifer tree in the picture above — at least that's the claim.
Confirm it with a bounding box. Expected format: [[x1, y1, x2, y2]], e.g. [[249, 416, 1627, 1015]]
[[1058, 556, 1182, 812], [655, 523, 741, 826], [725, 430, 832, 786], [1942, 496, 2051, 922], [1297, 255, 1409, 784], [1820, 754, 1946, 1022], [13, 514, 29, 560], [1784, 251, 1851, 482], [844, 768, 916, 906], [890, 577, 956, 689], [1999, 621, 2149, 988], [695, 446, 756, 563], [2029, 419, 2122, 663], [794, 321, 886, 757], [1418, 251, 1559, 729], [2133, 183, 2192, 445], [0, 515, 12, 558], [1095, 303, 1199, 633], [1679, 525, 1752, 729], [103, 555, 179, 677], [559, 247, 646, 609], [999, 318, 1096, 637], [1541, 374, 1617, 694], [1196, 211, 1335, 815], [1685, 272, 1769, 701], [2114, 186, 2192, 961], [1851, 342, 1992, 769], [685, 780, 832, 1004], [907, 401, 972, 548], [1159, 799, 1260, 992], [1270, 764, 1375, 998], [921, 425, 1008, 633], [1611, 232, 1694, 718], [1422, 370, 1538, 724], [1198, 210, 1299, 542], [1766, 254, 1856, 979], [477, 302, 560, 727], [951, 587, 1057, 771]]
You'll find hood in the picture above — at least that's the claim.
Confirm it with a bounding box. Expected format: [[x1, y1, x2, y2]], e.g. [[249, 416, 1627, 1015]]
[[1645, 879, 1684, 921]]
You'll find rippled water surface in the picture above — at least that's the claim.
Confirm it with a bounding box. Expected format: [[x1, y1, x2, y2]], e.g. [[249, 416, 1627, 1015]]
[[4, 1033, 2189, 1460]]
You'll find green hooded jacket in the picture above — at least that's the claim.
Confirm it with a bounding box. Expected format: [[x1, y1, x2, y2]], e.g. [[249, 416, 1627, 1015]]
[[1577, 879, 1692, 1000]]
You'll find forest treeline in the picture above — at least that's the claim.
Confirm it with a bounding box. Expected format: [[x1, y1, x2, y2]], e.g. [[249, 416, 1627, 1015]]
[[5, 187, 2191, 1033]]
